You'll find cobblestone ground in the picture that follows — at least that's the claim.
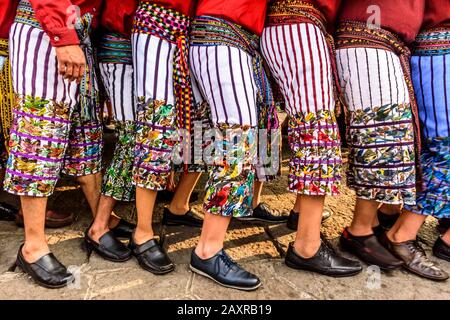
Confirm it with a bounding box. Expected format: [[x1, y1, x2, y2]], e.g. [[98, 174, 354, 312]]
[[0, 126, 449, 300]]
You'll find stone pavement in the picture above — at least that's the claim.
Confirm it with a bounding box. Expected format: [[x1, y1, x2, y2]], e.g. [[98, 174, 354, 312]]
[[0, 132, 449, 300]]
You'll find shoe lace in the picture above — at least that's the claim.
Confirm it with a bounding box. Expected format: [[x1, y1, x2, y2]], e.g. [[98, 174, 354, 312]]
[[320, 232, 337, 255], [219, 251, 238, 271]]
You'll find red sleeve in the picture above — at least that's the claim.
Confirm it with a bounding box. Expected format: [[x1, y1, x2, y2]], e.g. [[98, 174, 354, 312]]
[[316, 0, 341, 32], [0, 0, 18, 39], [29, 0, 80, 47]]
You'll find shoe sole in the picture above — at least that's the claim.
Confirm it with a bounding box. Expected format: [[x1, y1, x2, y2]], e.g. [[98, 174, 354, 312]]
[[339, 240, 403, 271], [236, 217, 288, 224], [163, 221, 202, 228], [284, 260, 362, 278], [16, 260, 75, 289], [189, 265, 262, 291], [402, 263, 449, 281], [136, 257, 175, 275]]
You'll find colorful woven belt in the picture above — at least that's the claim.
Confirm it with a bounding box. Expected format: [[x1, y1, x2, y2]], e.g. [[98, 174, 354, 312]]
[[0, 39, 13, 150], [98, 33, 132, 65], [190, 15, 279, 132], [133, 1, 192, 137], [16, 0, 99, 121], [336, 20, 423, 189], [414, 26, 450, 56]]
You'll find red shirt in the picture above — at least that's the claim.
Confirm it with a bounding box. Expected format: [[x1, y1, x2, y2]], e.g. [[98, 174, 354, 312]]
[[0, 0, 18, 39], [422, 0, 450, 29], [101, 0, 138, 37], [196, 0, 269, 36], [302, 0, 341, 28], [29, 0, 103, 47], [338, 0, 425, 44], [154, 0, 197, 17]]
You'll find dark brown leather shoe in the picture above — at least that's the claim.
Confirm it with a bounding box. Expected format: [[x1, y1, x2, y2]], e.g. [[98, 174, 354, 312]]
[[433, 237, 450, 262], [380, 233, 449, 281], [340, 228, 403, 270], [15, 209, 74, 229]]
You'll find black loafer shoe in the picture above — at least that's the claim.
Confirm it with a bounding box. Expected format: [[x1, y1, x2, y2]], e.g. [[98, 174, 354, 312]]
[[111, 219, 136, 239], [433, 237, 450, 262], [377, 210, 400, 230], [285, 242, 362, 277], [286, 210, 332, 231], [162, 207, 203, 228], [190, 249, 261, 291], [84, 230, 132, 262], [340, 228, 403, 270], [129, 237, 174, 275], [238, 203, 288, 223], [0, 202, 18, 221], [16, 245, 74, 289]]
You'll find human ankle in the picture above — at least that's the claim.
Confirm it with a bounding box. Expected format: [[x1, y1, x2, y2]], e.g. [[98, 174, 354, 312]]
[[347, 225, 373, 237], [293, 239, 321, 259], [133, 227, 154, 245], [195, 242, 222, 259], [390, 230, 415, 243], [168, 203, 189, 215], [22, 241, 50, 263]]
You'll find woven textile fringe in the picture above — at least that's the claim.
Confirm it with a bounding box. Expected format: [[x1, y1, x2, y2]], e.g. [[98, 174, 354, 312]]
[[0, 39, 14, 151]]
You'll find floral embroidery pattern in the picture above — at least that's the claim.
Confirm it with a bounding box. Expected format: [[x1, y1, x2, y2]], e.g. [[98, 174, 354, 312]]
[[288, 109, 342, 195], [347, 103, 416, 205], [102, 121, 136, 201], [204, 125, 257, 217], [133, 97, 178, 190], [4, 95, 102, 197]]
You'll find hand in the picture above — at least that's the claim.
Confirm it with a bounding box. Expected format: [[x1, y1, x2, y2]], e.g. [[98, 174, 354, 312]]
[[55, 45, 86, 83]]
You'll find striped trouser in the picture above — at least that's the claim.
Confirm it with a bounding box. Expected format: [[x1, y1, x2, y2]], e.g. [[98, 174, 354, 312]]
[[189, 43, 258, 217], [132, 32, 181, 191], [404, 52, 450, 218], [261, 22, 342, 195], [336, 47, 416, 205], [99, 62, 136, 201], [3, 21, 102, 197]]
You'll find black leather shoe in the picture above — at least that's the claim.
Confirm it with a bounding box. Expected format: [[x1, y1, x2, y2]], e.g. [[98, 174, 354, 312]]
[[16, 245, 74, 289], [162, 207, 203, 227], [286, 210, 332, 231], [380, 233, 448, 281], [190, 249, 261, 291], [437, 218, 450, 234], [340, 228, 403, 270], [377, 210, 399, 229], [433, 237, 450, 262], [129, 237, 174, 275], [84, 230, 132, 262], [0, 202, 18, 221], [111, 219, 136, 239], [237, 203, 288, 223], [285, 242, 362, 277]]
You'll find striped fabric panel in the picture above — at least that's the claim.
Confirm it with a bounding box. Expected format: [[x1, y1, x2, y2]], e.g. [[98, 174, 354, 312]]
[[261, 23, 334, 115], [189, 45, 258, 127], [9, 22, 79, 109], [132, 32, 176, 105], [411, 54, 450, 138], [336, 47, 410, 115], [99, 63, 136, 122]]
